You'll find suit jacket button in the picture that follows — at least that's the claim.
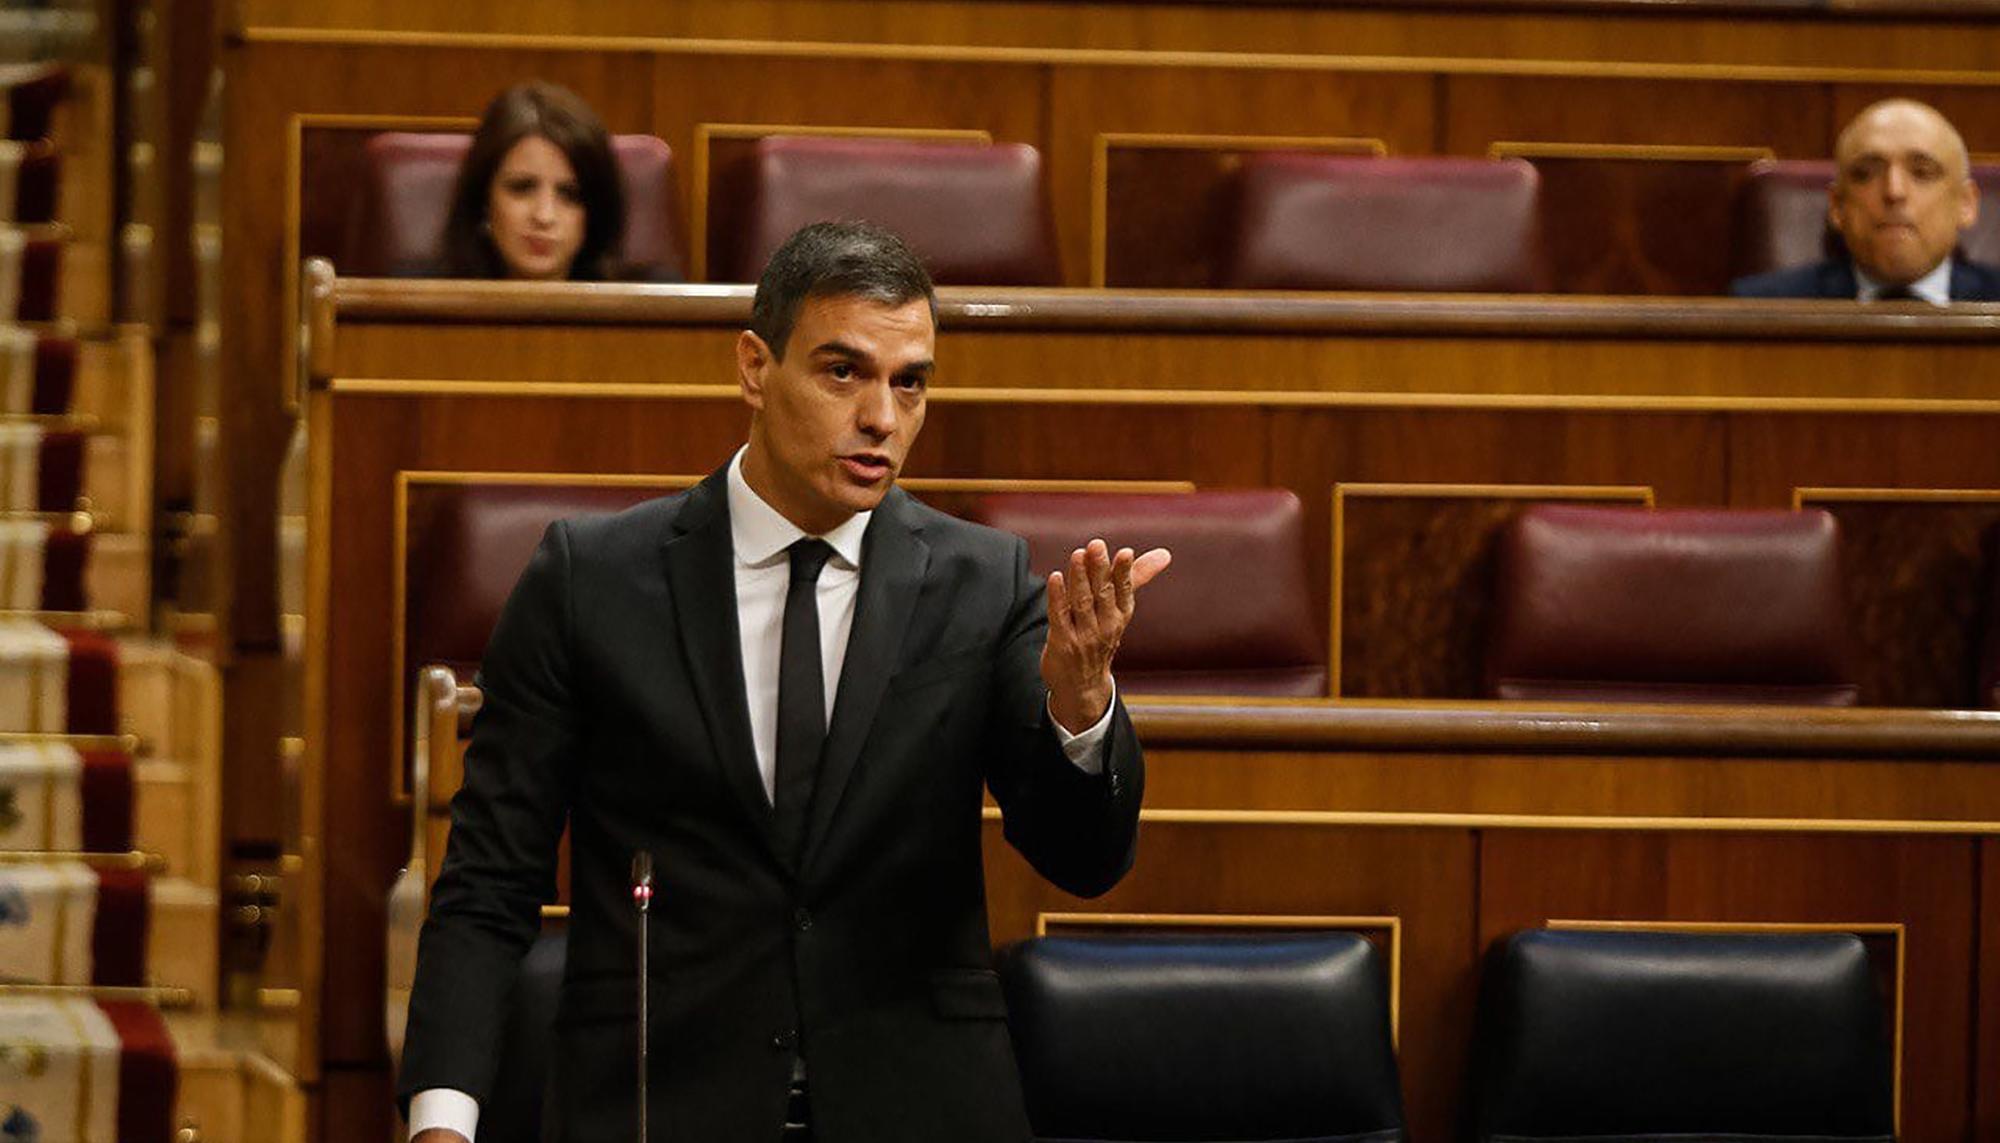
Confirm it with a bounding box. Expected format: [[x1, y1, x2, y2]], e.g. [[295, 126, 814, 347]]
[[772, 1029, 798, 1051], [792, 907, 813, 932]]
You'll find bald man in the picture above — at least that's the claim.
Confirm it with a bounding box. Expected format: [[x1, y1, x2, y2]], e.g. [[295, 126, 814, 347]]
[[1732, 99, 2000, 303]]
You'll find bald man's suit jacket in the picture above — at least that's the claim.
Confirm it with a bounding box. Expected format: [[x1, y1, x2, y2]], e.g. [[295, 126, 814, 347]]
[[396, 466, 1144, 1143], [1730, 254, 2000, 300]]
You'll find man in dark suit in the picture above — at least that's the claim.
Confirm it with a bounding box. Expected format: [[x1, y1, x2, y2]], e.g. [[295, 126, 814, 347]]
[[1731, 99, 2000, 303], [399, 221, 1166, 1143]]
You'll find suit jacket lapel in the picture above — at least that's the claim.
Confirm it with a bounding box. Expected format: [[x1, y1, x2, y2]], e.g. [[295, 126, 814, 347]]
[[660, 467, 783, 863], [1824, 259, 1859, 299], [800, 488, 930, 871]]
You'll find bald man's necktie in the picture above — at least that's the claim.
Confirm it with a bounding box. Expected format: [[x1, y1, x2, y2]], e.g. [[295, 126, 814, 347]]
[[1875, 285, 1918, 302], [774, 538, 835, 864]]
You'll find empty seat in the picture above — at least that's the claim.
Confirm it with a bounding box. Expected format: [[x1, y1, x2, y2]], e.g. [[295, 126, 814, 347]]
[[967, 490, 1326, 697], [1471, 929, 1894, 1143], [1, 66, 68, 143], [1000, 933, 1404, 1143], [346, 132, 685, 280], [1733, 158, 2000, 279], [706, 135, 1061, 286], [1486, 505, 1858, 705], [1217, 154, 1544, 292], [404, 481, 666, 680]]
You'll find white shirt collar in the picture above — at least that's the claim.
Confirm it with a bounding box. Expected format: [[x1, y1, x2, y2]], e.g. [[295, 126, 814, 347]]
[[725, 447, 869, 570], [1856, 257, 1953, 306]]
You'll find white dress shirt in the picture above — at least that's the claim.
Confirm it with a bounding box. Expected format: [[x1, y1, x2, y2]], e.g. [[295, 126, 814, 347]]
[[410, 451, 1114, 1140], [1856, 257, 1953, 305]]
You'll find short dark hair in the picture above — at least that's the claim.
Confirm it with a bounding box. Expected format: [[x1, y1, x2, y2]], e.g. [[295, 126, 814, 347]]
[[439, 81, 627, 281], [749, 222, 937, 359]]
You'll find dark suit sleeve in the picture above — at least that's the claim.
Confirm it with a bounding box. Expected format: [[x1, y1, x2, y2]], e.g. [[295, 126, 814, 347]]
[[981, 536, 1144, 900], [397, 521, 582, 1112]]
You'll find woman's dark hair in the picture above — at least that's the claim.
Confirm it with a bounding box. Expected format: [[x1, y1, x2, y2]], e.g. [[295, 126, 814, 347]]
[[439, 81, 627, 280]]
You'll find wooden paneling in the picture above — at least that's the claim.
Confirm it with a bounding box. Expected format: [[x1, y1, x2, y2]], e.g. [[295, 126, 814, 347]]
[[1496, 147, 1769, 295], [1979, 838, 2000, 1138], [1478, 831, 1977, 1141], [1332, 485, 1652, 699], [1798, 492, 2000, 708], [1097, 134, 1386, 288], [231, 3, 2000, 74], [1442, 75, 1832, 158]]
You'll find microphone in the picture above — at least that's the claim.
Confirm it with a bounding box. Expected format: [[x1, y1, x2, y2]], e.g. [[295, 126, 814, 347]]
[[631, 852, 654, 1143]]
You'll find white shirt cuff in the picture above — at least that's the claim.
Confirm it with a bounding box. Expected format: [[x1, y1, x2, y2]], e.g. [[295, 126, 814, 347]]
[[409, 1088, 479, 1141], [1048, 681, 1116, 775]]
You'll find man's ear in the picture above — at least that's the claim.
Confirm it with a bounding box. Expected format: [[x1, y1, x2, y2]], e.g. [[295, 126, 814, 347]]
[[736, 329, 773, 411], [1959, 176, 1981, 230]]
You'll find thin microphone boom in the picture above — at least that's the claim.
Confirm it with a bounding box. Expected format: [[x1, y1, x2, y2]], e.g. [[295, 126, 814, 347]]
[[631, 851, 654, 1143]]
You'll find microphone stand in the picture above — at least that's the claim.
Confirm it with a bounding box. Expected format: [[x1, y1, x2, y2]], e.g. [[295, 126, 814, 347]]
[[631, 852, 654, 1143]]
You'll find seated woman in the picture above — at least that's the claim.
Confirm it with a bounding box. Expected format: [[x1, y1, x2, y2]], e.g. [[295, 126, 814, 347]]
[[438, 81, 629, 281]]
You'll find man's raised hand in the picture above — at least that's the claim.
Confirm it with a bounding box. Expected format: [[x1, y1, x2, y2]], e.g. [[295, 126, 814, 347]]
[[1042, 538, 1171, 733]]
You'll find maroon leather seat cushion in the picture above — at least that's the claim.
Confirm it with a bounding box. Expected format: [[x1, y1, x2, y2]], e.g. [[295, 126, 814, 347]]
[[347, 132, 685, 280], [708, 135, 1060, 286], [404, 482, 670, 679], [3, 67, 67, 143], [1486, 505, 1858, 705], [1217, 154, 1544, 292], [32, 333, 74, 414], [1732, 159, 2000, 278], [14, 146, 58, 224], [966, 490, 1325, 698], [17, 234, 60, 321]]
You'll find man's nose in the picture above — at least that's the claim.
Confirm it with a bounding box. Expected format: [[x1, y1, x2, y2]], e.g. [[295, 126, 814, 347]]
[[1883, 165, 1911, 202], [855, 382, 897, 437]]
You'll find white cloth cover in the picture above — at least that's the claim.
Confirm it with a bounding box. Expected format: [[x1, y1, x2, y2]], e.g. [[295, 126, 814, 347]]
[[0, 325, 31, 415], [0, 228, 21, 323], [0, 860, 96, 985], [0, 518, 49, 609], [0, 743, 79, 851], [0, 994, 122, 1143], [0, 422, 41, 513], [0, 619, 66, 732], [0, 142, 19, 225]]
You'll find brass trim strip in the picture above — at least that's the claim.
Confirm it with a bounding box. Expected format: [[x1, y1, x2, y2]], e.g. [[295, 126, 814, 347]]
[[0, 983, 196, 1008], [0, 851, 165, 871], [0, 610, 131, 630], [1793, 485, 2000, 509], [322, 377, 2000, 416], [0, 733, 142, 754], [1489, 141, 1776, 162], [233, 28, 2000, 89], [981, 805, 2000, 835]]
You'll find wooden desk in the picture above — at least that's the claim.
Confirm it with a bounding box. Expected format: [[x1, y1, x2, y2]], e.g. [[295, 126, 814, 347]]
[[287, 324, 2000, 1138]]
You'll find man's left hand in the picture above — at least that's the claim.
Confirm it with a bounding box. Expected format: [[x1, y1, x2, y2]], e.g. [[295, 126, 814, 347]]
[[1043, 538, 1172, 733]]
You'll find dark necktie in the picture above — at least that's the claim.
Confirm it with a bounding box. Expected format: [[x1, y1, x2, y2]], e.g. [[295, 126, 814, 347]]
[[773, 538, 835, 864], [1875, 285, 1918, 302]]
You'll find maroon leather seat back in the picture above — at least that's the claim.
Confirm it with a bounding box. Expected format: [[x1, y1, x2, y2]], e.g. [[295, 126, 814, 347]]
[[1216, 155, 1544, 293], [404, 482, 670, 680], [707, 136, 1061, 286], [966, 490, 1326, 697], [1486, 505, 1858, 705], [3, 67, 68, 143], [1980, 531, 2000, 709], [1733, 159, 2000, 278], [347, 132, 685, 279]]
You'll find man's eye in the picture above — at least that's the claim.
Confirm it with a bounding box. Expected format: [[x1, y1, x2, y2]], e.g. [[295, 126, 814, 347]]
[[828, 362, 854, 380], [893, 374, 927, 392]]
